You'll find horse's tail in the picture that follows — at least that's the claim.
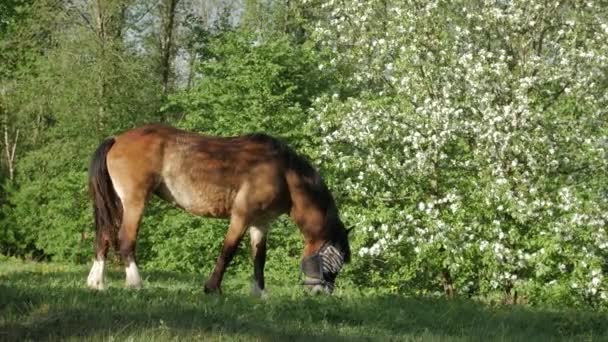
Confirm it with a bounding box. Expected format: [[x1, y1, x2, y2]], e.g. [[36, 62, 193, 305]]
[[89, 137, 122, 255]]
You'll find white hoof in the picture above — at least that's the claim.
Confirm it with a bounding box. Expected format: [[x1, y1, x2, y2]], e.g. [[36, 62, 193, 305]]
[[87, 260, 105, 290], [251, 282, 267, 299], [125, 261, 143, 289]]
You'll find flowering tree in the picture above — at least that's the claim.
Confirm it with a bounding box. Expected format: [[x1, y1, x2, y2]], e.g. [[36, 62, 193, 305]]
[[311, 0, 608, 304]]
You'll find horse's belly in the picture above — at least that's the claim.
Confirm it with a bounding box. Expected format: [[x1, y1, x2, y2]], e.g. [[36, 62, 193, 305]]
[[157, 177, 235, 218]]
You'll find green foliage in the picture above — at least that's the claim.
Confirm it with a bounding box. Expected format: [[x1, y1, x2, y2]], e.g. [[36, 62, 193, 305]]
[[4, 137, 93, 262], [0, 0, 38, 79], [171, 29, 334, 142], [0, 0, 162, 260], [136, 202, 236, 274]]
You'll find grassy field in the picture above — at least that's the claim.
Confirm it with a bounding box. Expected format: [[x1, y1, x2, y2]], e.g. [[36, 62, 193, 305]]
[[1, 258, 607, 341]]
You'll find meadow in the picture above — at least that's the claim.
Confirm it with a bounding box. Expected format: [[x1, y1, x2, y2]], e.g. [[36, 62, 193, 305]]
[[1, 257, 607, 342]]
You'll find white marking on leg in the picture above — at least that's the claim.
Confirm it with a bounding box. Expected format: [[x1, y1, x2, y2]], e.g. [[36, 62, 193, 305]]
[[250, 226, 266, 247], [87, 259, 105, 290], [125, 261, 142, 289]]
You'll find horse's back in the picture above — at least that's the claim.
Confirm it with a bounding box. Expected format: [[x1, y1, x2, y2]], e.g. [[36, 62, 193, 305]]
[[107, 124, 289, 220]]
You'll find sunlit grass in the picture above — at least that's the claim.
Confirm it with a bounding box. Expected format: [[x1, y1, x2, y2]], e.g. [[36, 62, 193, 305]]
[[1, 257, 607, 341]]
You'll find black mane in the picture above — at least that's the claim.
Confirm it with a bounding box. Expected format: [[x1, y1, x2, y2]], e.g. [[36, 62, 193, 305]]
[[257, 135, 351, 263]]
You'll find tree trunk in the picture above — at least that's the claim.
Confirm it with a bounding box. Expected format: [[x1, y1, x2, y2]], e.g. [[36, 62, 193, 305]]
[[93, 0, 126, 134], [441, 268, 455, 298], [2, 114, 19, 182], [159, 0, 179, 99], [94, 0, 107, 135]]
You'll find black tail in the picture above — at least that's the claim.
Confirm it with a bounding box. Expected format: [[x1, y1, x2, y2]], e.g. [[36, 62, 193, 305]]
[[89, 138, 122, 255]]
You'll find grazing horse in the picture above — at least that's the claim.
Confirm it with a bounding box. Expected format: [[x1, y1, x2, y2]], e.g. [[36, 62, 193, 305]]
[[86, 124, 351, 295]]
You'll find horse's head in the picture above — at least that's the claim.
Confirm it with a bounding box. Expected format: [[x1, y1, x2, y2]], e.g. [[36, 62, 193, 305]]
[[301, 220, 352, 294]]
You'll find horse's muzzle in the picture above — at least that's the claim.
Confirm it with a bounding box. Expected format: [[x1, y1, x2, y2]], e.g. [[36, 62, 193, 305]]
[[302, 277, 335, 294]]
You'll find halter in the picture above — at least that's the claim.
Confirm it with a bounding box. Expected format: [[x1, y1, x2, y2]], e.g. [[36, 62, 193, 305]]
[[300, 241, 343, 292]]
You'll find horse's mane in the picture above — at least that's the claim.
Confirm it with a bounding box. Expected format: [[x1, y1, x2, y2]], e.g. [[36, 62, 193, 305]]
[[246, 133, 351, 262]]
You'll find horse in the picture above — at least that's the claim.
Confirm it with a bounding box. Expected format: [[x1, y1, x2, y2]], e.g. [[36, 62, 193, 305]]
[[86, 124, 351, 295]]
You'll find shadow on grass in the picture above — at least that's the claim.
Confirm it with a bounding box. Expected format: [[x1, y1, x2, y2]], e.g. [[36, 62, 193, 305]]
[[1, 265, 607, 341]]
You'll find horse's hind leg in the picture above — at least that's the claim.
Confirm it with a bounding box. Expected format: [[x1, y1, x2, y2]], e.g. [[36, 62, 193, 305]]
[[118, 198, 146, 289], [107, 157, 152, 289]]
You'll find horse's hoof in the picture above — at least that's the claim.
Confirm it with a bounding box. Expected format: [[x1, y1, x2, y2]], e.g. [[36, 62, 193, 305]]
[[251, 282, 267, 299], [305, 284, 332, 295], [87, 276, 105, 290], [125, 281, 143, 290], [87, 260, 105, 290], [204, 283, 221, 294], [87, 280, 105, 291]]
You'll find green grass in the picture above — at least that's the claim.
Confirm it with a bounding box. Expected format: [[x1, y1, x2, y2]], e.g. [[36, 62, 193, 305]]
[[1, 258, 607, 341]]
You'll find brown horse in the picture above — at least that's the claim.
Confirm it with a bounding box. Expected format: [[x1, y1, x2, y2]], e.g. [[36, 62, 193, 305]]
[[86, 124, 351, 295]]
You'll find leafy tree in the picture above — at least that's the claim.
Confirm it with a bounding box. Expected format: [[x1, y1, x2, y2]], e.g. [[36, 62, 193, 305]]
[[312, 0, 608, 305], [172, 29, 335, 143], [0, 0, 162, 260]]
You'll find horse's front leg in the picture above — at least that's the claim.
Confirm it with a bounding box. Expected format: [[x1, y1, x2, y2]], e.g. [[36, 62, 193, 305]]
[[204, 213, 248, 293], [249, 226, 268, 297]]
